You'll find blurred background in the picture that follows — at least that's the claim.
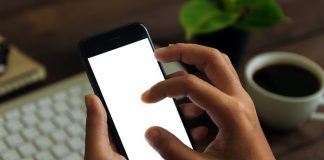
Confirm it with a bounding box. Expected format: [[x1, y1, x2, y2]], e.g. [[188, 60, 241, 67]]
[[0, 0, 323, 159], [0, 0, 323, 84]]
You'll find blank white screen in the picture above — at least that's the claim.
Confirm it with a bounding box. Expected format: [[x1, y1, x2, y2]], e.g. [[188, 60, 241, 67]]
[[88, 38, 192, 159]]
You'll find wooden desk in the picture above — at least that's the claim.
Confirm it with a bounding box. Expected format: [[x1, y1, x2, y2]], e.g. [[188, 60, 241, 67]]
[[0, 0, 323, 159]]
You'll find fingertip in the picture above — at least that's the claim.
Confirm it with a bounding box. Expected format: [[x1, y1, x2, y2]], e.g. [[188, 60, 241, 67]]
[[191, 126, 209, 142], [85, 94, 96, 110], [155, 47, 167, 59], [85, 94, 106, 118], [141, 90, 151, 103], [180, 103, 205, 119], [145, 126, 162, 147], [145, 126, 198, 159], [141, 89, 161, 104], [155, 45, 178, 62]]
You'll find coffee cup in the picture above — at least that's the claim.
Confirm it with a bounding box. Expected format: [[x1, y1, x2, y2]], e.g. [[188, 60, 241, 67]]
[[244, 51, 324, 129]]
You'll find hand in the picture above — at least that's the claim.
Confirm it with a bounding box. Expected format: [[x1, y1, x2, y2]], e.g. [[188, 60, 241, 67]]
[[141, 43, 275, 160], [84, 94, 125, 160]]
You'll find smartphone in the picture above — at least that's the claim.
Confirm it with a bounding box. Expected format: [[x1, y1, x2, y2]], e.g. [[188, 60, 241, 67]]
[[79, 23, 193, 159]]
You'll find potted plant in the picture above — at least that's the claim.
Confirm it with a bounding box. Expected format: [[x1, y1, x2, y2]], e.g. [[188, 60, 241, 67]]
[[180, 0, 287, 67]]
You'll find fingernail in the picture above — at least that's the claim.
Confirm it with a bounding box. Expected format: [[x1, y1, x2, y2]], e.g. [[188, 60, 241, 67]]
[[155, 48, 165, 54], [146, 128, 161, 145], [168, 44, 174, 47], [141, 90, 150, 103], [85, 95, 93, 109]]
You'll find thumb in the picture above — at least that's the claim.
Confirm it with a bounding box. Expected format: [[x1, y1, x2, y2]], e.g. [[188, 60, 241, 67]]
[[145, 126, 199, 160], [84, 94, 124, 160]]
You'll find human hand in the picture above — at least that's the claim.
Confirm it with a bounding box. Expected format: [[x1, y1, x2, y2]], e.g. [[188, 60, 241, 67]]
[[84, 94, 125, 160], [141, 43, 275, 160]]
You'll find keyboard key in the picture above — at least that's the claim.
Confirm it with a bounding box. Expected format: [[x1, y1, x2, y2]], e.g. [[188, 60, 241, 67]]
[[1, 150, 21, 160], [54, 91, 68, 102], [51, 130, 68, 143], [81, 131, 86, 140], [38, 97, 52, 108], [69, 109, 85, 122], [67, 137, 84, 151], [0, 117, 4, 124], [83, 82, 93, 92], [22, 114, 39, 126], [35, 151, 55, 160], [66, 123, 83, 136], [22, 128, 40, 141], [53, 102, 69, 113], [0, 74, 90, 159], [5, 134, 24, 148], [37, 108, 54, 120], [69, 96, 83, 108], [0, 141, 8, 152], [21, 103, 37, 114], [35, 137, 53, 150], [18, 143, 37, 157], [0, 127, 8, 138], [4, 109, 20, 120], [79, 148, 85, 157], [38, 121, 56, 134], [63, 153, 82, 160], [5, 121, 23, 133], [51, 144, 70, 158], [69, 85, 82, 95], [54, 115, 71, 128]]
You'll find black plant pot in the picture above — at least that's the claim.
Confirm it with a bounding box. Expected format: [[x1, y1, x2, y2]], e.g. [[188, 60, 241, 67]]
[[193, 27, 250, 68]]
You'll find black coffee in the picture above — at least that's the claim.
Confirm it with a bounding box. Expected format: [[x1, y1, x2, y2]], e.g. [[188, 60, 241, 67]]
[[253, 64, 320, 97]]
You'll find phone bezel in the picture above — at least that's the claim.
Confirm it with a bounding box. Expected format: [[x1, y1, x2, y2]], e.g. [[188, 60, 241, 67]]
[[78, 23, 195, 158]]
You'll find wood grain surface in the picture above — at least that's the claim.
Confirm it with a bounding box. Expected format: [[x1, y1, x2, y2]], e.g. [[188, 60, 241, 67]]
[[0, 0, 323, 159]]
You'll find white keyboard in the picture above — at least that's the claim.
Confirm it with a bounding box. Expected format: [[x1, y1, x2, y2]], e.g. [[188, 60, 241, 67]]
[[0, 73, 93, 160], [0, 61, 185, 160]]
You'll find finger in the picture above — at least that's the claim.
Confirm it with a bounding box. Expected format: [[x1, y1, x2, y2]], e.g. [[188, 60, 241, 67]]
[[145, 126, 199, 160], [85, 94, 125, 160], [180, 103, 204, 119], [142, 75, 231, 126], [166, 70, 188, 79], [191, 126, 209, 142], [155, 43, 240, 95], [222, 54, 240, 80]]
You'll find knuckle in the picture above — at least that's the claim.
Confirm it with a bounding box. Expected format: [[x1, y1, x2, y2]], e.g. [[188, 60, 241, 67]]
[[171, 43, 184, 50], [152, 80, 166, 91], [183, 74, 199, 86], [206, 48, 223, 60], [173, 43, 184, 47], [222, 53, 230, 60], [225, 98, 245, 114], [228, 98, 255, 120], [234, 101, 246, 113], [209, 47, 221, 55]]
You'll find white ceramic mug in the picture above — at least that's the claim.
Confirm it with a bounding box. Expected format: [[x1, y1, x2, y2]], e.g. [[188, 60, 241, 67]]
[[244, 51, 324, 129]]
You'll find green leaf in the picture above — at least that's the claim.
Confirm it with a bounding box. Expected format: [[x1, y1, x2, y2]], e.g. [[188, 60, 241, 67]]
[[222, 0, 237, 11], [234, 0, 287, 31], [235, 0, 269, 6], [180, 0, 240, 37]]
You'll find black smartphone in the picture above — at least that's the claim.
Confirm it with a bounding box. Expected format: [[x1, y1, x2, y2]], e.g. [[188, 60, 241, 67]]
[[79, 23, 194, 159]]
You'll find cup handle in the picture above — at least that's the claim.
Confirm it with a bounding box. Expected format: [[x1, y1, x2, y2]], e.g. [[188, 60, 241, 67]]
[[310, 95, 324, 121]]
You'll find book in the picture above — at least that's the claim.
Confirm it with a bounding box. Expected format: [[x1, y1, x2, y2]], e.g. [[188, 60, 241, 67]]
[[0, 35, 46, 96]]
